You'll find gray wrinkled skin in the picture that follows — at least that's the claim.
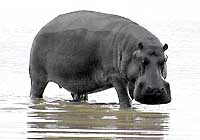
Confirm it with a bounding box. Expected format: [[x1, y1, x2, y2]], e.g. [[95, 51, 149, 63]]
[[29, 10, 171, 108]]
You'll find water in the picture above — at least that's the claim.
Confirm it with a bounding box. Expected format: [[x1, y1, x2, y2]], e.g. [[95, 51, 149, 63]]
[[1, 19, 200, 140]]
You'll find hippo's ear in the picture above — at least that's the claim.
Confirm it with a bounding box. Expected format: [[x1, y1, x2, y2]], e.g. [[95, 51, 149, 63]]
[[163, 44, 168, 51], [138, 42, 143, 50]]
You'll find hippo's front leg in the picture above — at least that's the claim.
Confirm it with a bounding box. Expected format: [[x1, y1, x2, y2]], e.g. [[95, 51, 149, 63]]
[[110, 75, 132, 108]]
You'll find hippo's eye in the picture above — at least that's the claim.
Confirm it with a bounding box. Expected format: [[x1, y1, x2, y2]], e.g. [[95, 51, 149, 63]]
[[142, 58, 149, 66], [158, 60, 165, 66]]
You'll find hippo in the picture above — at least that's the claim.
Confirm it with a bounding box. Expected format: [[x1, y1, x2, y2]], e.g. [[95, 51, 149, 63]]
[[29, 10, 171, 108]]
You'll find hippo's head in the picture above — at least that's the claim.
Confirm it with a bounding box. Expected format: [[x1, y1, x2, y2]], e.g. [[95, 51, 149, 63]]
[[127, 42, 171, 104]]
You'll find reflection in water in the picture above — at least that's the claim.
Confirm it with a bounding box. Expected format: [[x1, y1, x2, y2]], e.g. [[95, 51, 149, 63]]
[[27, 99, 169, 140]]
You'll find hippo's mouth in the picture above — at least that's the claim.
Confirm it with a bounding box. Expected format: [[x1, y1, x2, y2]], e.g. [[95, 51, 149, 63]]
[[134, 92, 171, 105], [133, 80, 171, 105]]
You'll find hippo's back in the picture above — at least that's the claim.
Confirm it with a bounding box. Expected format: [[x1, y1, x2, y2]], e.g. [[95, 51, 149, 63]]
[[38, 10, 136, 35]]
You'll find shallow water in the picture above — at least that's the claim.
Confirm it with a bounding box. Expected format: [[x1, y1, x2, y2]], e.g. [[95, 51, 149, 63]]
[[1, 19, 200, 139], [0, 97, 172, 140]]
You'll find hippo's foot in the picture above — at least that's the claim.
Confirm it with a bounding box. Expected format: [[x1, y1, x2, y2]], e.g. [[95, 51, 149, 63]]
[[71, 92, 88, 102]]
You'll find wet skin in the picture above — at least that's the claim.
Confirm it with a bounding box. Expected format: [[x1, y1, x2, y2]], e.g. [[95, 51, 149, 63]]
[[29, 10, 171, 108]]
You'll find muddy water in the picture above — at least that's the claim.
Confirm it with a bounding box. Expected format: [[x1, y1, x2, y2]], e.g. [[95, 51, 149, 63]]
[[1, 19, 200, 140], [0, 97, 170, 140]]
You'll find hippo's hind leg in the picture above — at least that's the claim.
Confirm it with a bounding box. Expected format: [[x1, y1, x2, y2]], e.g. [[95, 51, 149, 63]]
[[30, 74, 48, 99], [71, 92, 88, 102]]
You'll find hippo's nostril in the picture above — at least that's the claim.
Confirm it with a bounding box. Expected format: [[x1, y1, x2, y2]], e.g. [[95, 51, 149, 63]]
[[146, 86, 153, 93], [160, 87, 165, 92]]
